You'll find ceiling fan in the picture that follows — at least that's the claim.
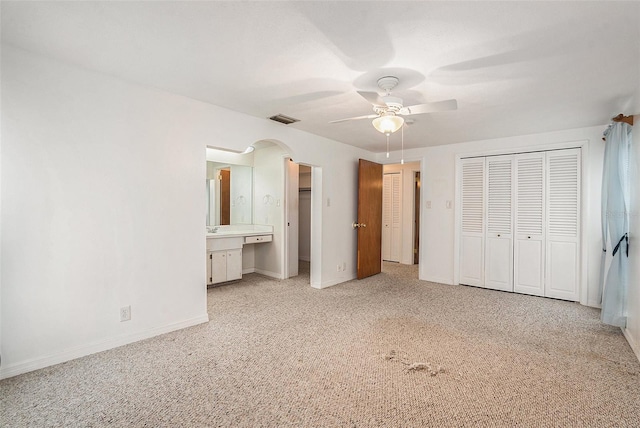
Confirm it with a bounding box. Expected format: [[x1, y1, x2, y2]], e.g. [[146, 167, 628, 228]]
[[330, 76, 457, 134]]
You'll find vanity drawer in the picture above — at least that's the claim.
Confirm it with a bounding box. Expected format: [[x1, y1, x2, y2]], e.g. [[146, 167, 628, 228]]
[[207, 237, 244, 251], [244, 234, 272, 244]]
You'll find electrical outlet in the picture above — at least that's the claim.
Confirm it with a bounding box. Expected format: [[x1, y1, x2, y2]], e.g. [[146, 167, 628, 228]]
[[337, 264, 341, 272], [120, 305, 131, 322], [342, 262, 347, 271]]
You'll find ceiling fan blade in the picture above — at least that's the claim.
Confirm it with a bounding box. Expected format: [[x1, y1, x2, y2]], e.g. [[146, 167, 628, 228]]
[[357, 91, 387, 106], [329, 114, 378, 124], [399, 99, 458, 115]]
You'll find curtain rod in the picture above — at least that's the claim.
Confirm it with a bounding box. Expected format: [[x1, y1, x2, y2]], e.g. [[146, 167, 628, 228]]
[[611, 113, 633, 126]]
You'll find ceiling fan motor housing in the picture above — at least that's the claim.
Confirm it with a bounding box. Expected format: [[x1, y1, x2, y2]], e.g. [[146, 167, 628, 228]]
[[382, 96, 402, 113], [374, 96, 403, 115]]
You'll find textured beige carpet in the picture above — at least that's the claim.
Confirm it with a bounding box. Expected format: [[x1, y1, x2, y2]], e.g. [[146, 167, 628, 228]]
[[2, 262, 639, 427]]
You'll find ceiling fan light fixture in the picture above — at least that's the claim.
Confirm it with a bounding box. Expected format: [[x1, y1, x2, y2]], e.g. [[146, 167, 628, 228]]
[[372, 114, 404, 135]]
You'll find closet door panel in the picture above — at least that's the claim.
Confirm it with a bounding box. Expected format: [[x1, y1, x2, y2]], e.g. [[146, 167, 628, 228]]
[[390, 173, 402, 262], [382, 173, 401, 262], [382, 174, 392, 261], [460, 158, 485, 287], [484, 155, 514, 291], [485, 236, 512, 289], [545, 148, 580, 300], [461, 236, 484, 285], [514, 152, 545, 296], [547, 241, 578, 297], [516, 239, 544, 290]]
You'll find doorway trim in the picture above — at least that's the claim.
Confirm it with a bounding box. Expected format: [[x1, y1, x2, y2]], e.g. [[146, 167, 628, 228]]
[[283, 157, 321, 287]]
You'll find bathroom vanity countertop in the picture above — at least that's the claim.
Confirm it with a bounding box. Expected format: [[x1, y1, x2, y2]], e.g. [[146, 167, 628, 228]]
[[206, 224, 273, 238]]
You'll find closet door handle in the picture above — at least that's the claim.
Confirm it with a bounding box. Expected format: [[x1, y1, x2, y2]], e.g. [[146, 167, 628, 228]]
[[497, 234, 501, 237], [527, 236, 531, 239]]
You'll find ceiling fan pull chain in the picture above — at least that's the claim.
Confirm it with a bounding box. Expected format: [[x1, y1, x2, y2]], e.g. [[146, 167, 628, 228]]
[[386, 134, 390, 158], [401, 124, 404, 165]]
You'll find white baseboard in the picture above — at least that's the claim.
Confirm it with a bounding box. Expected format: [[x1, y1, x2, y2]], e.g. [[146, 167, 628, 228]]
[[0, 314, 210, 380], [311, 275, 356, 289], [623, 328, 640, 363], [420, 276, 453, 285], [254, 268, 282, 279]]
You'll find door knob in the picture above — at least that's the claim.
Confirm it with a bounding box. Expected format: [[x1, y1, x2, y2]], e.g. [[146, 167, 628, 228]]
[[352, 222, 368, 229]]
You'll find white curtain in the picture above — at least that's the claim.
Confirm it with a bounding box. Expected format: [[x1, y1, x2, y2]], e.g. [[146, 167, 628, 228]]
[[600, 121, 633, 327]]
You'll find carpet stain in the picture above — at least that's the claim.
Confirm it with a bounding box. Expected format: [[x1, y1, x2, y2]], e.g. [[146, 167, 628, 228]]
[[384, 349, 446, 376]]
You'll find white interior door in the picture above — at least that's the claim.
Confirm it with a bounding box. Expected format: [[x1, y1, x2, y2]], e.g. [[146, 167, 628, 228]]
[[460, 158, 485, 287], [514, 152, 545, 296], [382, 173, 401, 262], [484, 155, 514, 292], [545, 148, 581, 300]]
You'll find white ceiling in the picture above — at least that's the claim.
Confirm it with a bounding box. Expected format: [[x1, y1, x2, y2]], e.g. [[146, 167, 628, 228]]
[[2, 1, 639, 152]]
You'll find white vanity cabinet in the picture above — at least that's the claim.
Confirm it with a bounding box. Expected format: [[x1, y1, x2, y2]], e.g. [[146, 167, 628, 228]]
[[206, 225, 273, 286], [207, 248, 242, 285]]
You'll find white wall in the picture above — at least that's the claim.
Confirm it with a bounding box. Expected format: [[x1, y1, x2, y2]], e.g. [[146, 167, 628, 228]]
[[399, 126, 606, 307], [0, 47, 372, 378], [625, 114, 640, 360], [1, 46, 209, 377], [382, 162, 420, 265]]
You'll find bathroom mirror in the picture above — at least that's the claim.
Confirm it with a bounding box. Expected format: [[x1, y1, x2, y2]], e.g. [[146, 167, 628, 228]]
[[206, 147, 254, 226]]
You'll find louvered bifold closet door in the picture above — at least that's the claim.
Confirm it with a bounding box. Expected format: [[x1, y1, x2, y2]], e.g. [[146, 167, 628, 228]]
[[382, 173, 402, 262], [514, 152, 545, 296], [484, 155, 514, 291], [545, 148, 581, 300], [460, 158, 485, 287], [382, 174, 392, 261]]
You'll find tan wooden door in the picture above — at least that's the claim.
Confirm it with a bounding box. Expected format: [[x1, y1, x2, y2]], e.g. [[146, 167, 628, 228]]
[[357, 159, 383, 279], [414, 171, 420, 265], [220, 169, 230, 225]]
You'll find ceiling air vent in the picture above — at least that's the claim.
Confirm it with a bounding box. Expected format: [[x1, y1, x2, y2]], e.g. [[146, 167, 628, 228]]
[[269, 114, 300, 125]]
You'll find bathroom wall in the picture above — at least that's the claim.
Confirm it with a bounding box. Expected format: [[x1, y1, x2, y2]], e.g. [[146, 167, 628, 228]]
[[253, 144, 286, 278], [229, 165, 252, 224]]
